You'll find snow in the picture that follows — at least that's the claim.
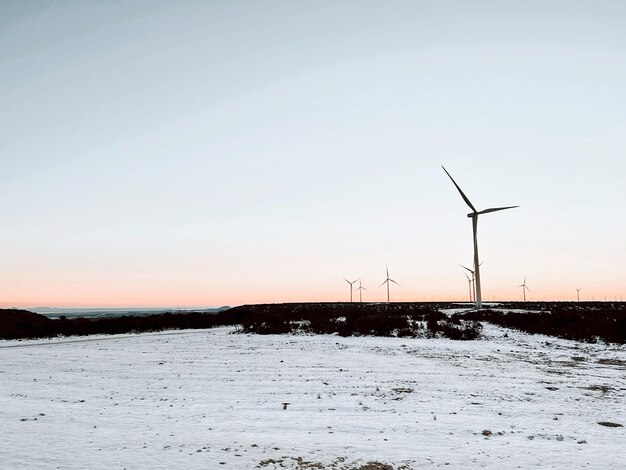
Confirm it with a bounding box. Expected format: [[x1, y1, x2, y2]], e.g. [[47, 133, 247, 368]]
[[1, 325, 625, 469]]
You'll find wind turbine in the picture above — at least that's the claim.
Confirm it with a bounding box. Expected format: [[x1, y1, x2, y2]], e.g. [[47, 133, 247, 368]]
[[343, 278, 358, 303], [518, 277, 530, 302], [462, 271, 473, 302], [379, 265, 400, 303], [460, 265, 475, 302], [355, 279, 367, 303], [442, 166, 518, 309], [576, 288, 582, 302], [460, 260, 483, 304]]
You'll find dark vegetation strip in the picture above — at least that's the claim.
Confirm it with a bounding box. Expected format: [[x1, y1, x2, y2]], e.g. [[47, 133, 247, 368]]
[[459, 303, 626, 344], [2, 302, 625, 343], [0, 309, 239, 340], [231, 302, 482, 340], [0, 303, 480, 341]]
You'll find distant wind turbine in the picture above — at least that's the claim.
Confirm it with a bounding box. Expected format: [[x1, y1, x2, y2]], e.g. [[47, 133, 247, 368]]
[[461, 265, 475, 303], [576, 288, 582, 302], [518, 277, 530, 302], [460, 260, 483, 304], [355, 279, 367, 303], [462, 271, 472, 302], [343, 278, 358, 303], [379, 266, 400, 303], [443, 166, 518, 309]]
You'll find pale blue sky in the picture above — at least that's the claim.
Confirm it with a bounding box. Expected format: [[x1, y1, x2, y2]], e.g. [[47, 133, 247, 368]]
[[1, 1, 625, 306]]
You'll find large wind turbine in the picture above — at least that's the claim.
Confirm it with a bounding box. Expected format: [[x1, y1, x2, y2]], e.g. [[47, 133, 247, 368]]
[[443, 166, 518, 309], [379, 266, 400, 303], [355, 279, 367, 303], [518, 277, 530, 302], [576, 288, 582, 302]]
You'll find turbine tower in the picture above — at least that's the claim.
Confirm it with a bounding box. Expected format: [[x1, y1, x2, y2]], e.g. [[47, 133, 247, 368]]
[[518, 277, 530, 302], [576, 288, 582, 302], [379, 266, 400, 303], [443, 166, 518, 309], [343, 278, 358, 303], [355, 279, 367, 303]]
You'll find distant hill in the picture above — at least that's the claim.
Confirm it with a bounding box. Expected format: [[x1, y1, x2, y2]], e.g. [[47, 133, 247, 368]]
[[30, 306, 231, 320], [0, 309, 55, 339], [0, 308, 232, 340]]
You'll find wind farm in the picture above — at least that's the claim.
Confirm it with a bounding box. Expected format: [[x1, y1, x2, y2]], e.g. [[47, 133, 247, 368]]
[[334, 165, 523, 307]]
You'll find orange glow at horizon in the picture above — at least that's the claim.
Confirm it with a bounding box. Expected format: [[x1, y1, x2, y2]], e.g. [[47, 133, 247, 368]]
[[2, 283, 624, 309]]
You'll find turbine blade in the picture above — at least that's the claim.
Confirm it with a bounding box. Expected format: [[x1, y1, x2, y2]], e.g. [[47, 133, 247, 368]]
[[442, 166, 477, 213], [390, 279, 400, 286], [463, 272, 470, 280], [460, 264, 474, 274], [379, 280, 387, 288], [476, 205, 519, 215]]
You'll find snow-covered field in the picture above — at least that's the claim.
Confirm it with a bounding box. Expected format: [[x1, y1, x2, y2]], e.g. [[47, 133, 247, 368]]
[[1, 325, 625, 469]]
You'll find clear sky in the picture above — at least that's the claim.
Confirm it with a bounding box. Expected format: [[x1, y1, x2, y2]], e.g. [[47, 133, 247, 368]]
[[2, 1, 625, 307]]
